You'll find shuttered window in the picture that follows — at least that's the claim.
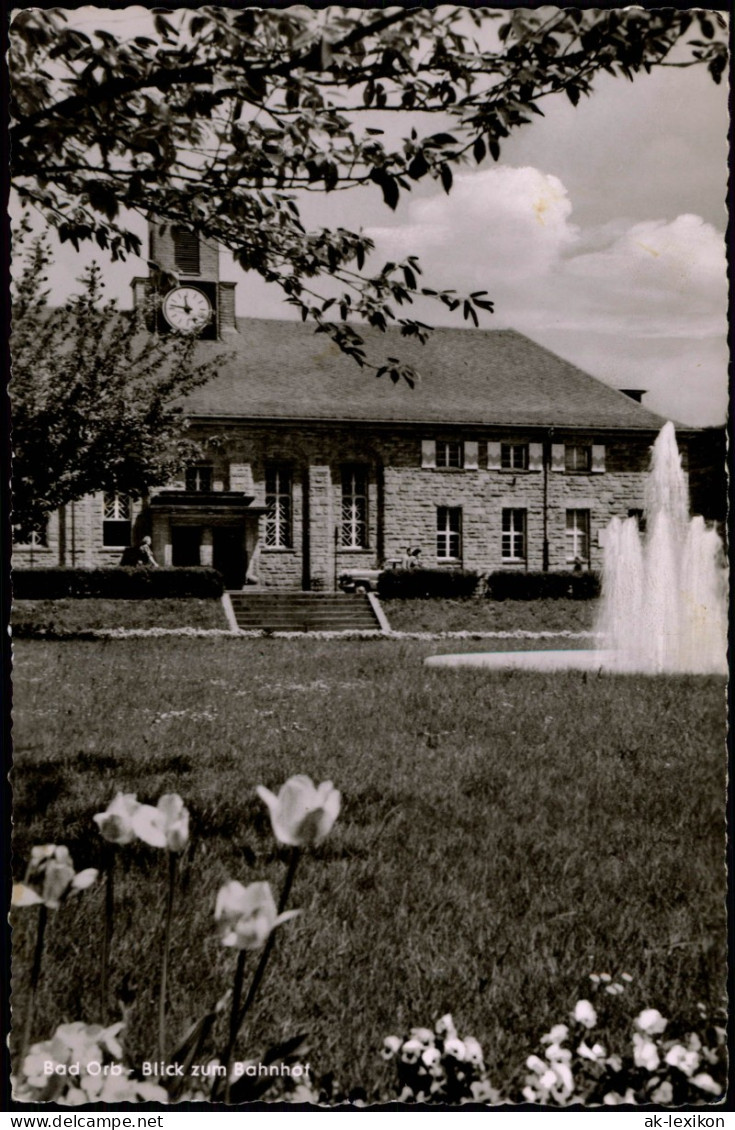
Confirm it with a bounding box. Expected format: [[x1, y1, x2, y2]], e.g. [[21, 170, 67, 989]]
[[565, 445, 592, 473], [501, 443, 528, 471], [172, 227, 200, 274], [436, 441, 464, 468]]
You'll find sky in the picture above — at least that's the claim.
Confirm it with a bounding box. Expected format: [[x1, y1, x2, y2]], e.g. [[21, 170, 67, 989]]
[[14, 6, 730, 427]]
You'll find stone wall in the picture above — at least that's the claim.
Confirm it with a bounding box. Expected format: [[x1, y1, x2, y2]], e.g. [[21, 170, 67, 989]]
[[12, 494, 145, 569], [13, 426, 670, 587], [188, 425, 662, 584]]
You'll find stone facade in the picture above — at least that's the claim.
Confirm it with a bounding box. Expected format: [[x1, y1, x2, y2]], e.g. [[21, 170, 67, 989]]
[[153, 424, 674, 586], [15, 423, 685, 587], [13, 493, 146, 569]]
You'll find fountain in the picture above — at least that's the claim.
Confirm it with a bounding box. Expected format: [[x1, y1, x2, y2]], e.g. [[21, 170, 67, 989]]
[[425, 422, 727, 676]]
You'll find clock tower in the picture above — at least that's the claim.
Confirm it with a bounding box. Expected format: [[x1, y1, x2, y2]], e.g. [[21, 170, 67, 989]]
[[131, 221, 238, 338]]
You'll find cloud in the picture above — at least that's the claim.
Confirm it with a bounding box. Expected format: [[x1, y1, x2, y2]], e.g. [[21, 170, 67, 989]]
[[369, 166, 579, 289], [366, 167, 727, 424]]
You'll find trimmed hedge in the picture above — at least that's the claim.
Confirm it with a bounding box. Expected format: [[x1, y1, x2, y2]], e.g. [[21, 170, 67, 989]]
[[378, 568, 480, 600], [12, 567, 224, 600], [486, 571, 601, 601]]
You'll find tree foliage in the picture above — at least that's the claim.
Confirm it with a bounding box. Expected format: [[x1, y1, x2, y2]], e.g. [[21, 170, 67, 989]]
[[11, 229, 217, 537], [10, 6, 727, 381]]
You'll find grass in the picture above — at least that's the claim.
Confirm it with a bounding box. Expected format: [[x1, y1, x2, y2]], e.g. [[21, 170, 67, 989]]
[[11, 637, 726, 1099], [383, 598, 597, 634], [12, 598, 228, 633]]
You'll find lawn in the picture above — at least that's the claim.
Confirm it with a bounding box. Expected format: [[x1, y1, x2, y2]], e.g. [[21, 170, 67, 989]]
[[12, 598, 228, 634], [381, 598, 597, 634], [11, 637, 726, 1100]]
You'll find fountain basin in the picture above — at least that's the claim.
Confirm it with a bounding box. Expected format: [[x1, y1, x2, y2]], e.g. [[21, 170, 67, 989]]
[[425, 650, 614, 673], [424, 649, 726, 675]]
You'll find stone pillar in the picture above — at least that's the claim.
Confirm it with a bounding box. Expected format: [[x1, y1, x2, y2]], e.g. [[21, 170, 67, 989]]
[[230, 463, 254, 493], [308, 465, 334, 590], [153, 515, 171, 567], [200, 526, 213, 566]]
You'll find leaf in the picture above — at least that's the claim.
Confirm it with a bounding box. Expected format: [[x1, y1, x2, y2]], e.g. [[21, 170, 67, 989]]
[[439, 163, 452, 194], [489, 139, 501, 162], [371, 169, 399, 211], [566, 84, 580, 106], [425, 132, 458, 147], [407, 151, 429, 181], [473, 136, 486, 164], [463, 300, 479, 326], [227, 1035, 310, 1104], [166, 992, 232, 1100]]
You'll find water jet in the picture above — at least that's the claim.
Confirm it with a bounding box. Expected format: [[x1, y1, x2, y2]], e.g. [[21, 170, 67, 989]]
[[425, 423, 727, 676]]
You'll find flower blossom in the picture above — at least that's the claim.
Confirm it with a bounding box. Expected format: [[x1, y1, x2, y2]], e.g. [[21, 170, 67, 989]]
[[463, 1036, 484, 1066], [256, 775, 340, 847], [400, 1039, 423, 1064], [93, 793, 140, 845], [421, 1046, 442, 1069], [14, 1022, 151, 1105], [435, 1014, 456, 1038], [632, 1032, 660, 1072], [541, 1024, 569, 1045], [691, 1073, 721, 1096], [444, 1036, 466, 1060], [215, 880, 299, 950], [12, 846, 97, 910], [132, 794, 189, 852], [665, 1044, 700, 1077], [382, 1036, 401, 1060], [634, 1008, 667, 1036], [577, 1041, 606, 1062], [572, 1000, 597, 1029]]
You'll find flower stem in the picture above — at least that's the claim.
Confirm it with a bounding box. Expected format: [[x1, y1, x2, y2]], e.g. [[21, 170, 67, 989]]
[[235, 849, 301, 1034], [158, 852, 177, 1062], [21, 904, 47, 1062], [101, 848, 114, 1022], [223, 950, 247, 1105], [277, 847, 300, 914]]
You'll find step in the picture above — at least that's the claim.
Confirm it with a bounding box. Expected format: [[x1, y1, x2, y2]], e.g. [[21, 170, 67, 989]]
[[228, 591, 383, 632]]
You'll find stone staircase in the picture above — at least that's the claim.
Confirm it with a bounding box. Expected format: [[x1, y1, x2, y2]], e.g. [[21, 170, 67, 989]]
[[227, 590, 385, 633]]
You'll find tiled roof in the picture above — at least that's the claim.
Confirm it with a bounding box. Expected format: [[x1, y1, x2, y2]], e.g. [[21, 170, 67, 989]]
[[182, 318, 667, 431]]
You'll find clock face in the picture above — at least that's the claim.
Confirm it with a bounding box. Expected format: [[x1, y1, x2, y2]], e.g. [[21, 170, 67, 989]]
[[162, 286, 212, 331]]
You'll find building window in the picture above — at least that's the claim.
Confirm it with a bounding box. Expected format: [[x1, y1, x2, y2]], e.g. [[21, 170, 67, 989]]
[[628, 508, 646, 533], [172, 227, 200, 275], [185, 465, 213, 492], [565, 444, 592, 473], [501, 443, 529, 471], [566, 509, 590, 562], [437, 506, 462, 560], [265, 467, 292, 548], [103, 493, 131, 547], [341, 466, 368, 549], [436, 441, 464, 469], [502, 508, 526, 560]]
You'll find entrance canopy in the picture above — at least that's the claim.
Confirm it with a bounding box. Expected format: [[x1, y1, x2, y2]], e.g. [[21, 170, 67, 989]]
[[149, 491, 266, 588]]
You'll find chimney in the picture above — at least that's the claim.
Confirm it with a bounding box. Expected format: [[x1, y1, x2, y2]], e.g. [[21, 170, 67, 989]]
[[619, 389, 647, 403]]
